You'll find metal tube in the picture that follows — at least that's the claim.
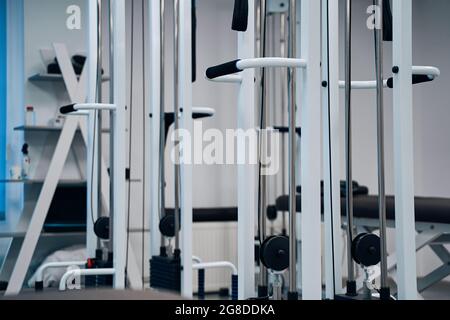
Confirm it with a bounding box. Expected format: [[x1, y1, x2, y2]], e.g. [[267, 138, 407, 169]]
[[159, 0, 167, 247], [173, 0, 181, 251], [35, 261, 86, 283], [258, 0, 268, 292], [374, 0, 389, 296], [192, 262, 238, 275], [280, 13, 287, 235], [288, 0, 297, 296], [236, 58, 307, 70], [269, 14, 276, 237], [344, 0, 356, 295], [108, 0, 115, 253], [59, 268, 115, 291], [96, 0, 103, 251]]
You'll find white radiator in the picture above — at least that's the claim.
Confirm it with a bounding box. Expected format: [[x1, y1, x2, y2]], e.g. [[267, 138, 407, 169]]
[[192, 222, 238, 293]]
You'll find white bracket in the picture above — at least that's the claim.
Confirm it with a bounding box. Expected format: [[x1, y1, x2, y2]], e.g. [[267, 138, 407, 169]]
[[268, 0, 289, 13]]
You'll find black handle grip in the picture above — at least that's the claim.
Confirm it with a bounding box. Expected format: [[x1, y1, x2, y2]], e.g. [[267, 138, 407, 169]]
[[60, 104, 76, 114], [387, 74, 434, 89], [274, 126, 302, 136], [231, 275, 238, 300], [206, 60, 242, 79], [383, 0, 393, 41], [232, 0, 249, 32], [197, 269, 205, 300]]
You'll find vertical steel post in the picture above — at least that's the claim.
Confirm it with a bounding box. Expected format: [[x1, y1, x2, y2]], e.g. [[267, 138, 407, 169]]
[[257, 0, 268, 297], [108, 0, 115, 255], [344, 0, 356, 296], [280, 13, 287, 235], [374, 0, 390, 300], [287, 0, 297, 300], [159, 0, 167, 251], [173, 0, 181, 252], [96, 0, 103, 243]]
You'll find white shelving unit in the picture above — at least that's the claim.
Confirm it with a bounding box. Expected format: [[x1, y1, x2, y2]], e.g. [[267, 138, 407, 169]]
[[14, 125, 110, 133], [1, 43, 111, 291], [0, 179, 87, 186], [28, 73, 110, 82]]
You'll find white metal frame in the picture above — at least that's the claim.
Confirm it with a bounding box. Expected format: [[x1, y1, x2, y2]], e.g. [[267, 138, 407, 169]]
[[4, 0, 127, 295], [147, 0, 193, 298], [338, 66, 439, 89], [147, 0, 162, 260], [322, 0, 343, 299], [333, 0, 439, 300], [35, 261, 86, 284], [392, 0, 417, 300], [178, 0, 194, 298], [208, 0, 323, 300], [61, 0, 127, 290], [236, 0, 257, 299], [299, 0, 322, 300], [60, 268, 115, 291], [203, 0, 258, 300]]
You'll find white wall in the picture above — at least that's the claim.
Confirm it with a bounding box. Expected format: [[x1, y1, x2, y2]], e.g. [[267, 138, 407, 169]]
[[22, 0, 87, 181]]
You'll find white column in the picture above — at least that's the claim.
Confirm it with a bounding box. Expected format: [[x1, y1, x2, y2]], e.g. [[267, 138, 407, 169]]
[[322, 0, 342, 299], [393, 0, 418, 300], [179, 0, 193, 298], [300, 0, 322, 300], [112, 0, 127, 290], [237, 0, 257, 299], [147, 0, 162, 259], [86, 0, 99, 259]]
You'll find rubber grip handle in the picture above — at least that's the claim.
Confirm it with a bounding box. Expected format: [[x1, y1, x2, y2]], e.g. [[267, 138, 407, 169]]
[[197, 269, 205, 300], [387, 74, 434, 89], [383, 0, 393, 42], [206, 60, 242, 79], [60, 104, 76, 114], [273, 126, 302, 136], [231, 275, 238, 301], [232, 0, 248, 32]]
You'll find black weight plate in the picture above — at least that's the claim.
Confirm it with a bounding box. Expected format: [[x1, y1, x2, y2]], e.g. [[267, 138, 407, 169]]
[[266, 206, 278, 221], [352, 233, 381, 267], [351, 233, 367, 265], [260, 236, 289, 272], [94, 217, 110, 240], [259, 236, 275, 267], [159, 214, 181, 238]]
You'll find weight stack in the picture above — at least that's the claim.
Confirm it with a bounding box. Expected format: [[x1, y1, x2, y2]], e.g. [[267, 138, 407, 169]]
[[150, 255, 182, 292], [85, 252, 113, 288]]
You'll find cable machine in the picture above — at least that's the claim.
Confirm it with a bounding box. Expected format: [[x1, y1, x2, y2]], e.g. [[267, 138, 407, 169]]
[[58, 0, 127, 290], [206, 0, 322, 300], [336, 0, 439, 300]]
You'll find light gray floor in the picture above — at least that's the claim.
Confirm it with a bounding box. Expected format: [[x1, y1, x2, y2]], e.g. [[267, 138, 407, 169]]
[[0, 279, 449, 300], [421, 281, 450, 300]]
